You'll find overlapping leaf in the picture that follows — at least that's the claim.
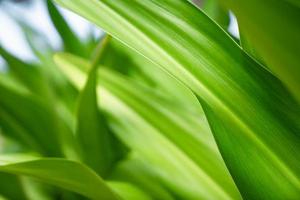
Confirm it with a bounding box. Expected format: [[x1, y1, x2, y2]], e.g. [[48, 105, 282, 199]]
[[201, 0, 230, 29], [219, 0, 300, 101], [54, 0, 300, 199], [54, 53, 241, 200], [47, 0, 88, 57], [0, 46, 49, 97], [75, 35, 126, 176], [0, 173, 28, 200], [0, 80, 79, 160], [110, 154, 174, 200], [0, 155, 120, 199]]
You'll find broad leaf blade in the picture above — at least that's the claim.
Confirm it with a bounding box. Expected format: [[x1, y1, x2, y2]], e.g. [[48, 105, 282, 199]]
[[101, 39, 203, 114], [54, 0, 300, 199], [54, 54, 241, 200], [198, 96, 300, 199]]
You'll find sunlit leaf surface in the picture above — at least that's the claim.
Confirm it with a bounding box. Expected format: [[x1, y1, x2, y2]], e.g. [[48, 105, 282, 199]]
[[54, 0, 300, 199]]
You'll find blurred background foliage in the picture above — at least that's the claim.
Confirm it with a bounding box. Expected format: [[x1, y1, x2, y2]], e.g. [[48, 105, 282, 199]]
[[0, 1, 242, 199], [1, 0, 298, 199]]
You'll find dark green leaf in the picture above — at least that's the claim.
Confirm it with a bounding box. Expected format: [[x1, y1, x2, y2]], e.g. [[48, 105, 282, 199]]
[[47, 0, 88, 57], [0, 173, 28, 200], [202, 0, 230, 29], [220, 0, 300, 101]]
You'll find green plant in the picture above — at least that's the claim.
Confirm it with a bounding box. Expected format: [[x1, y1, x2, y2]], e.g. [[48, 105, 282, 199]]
[[0, 0, 299, 199]]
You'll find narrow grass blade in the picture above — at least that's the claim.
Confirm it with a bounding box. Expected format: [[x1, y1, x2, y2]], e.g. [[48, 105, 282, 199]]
[[47, 0, 88, 57], [14, 20, 79, 112], [76, 36, 126, 176], [0, 46, 49, 97]]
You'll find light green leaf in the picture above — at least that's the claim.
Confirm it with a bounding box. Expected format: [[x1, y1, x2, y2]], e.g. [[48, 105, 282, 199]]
[[54, 53, 241, 200], [101, 39, 203, 115], [99, 69, 241, 200], [107, 182, 151, 200], [20, 177, 55, 200], [76, 36, 125, 176], [0, 155, 120, 200], [54, 0, 300, 199], [110, 154, 175, 200]]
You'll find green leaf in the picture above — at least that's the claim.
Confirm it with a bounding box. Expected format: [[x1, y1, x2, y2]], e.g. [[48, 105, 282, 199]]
[[0, 155, 120, 200], [0, 107, 43, 153], [54, 53, 241, 200], [47, 0, 88, 57], [238, 27, 265, 65], [110, 154, 175, 200], [54, 0, 300, 199], [0, 83, 61, 156], [0, 46, 49, 97], [286, 0, 300, 8], [101, 39, 203, 114], [0, 173, 28, 200], [107, 182, 151, 200], [219, 0, 300, 101], [16, 19, 79, 113], [0, 82, 79, 160], [201, 0, 230, 29], [76, 36, 125, 176], [20, 177, 56, 200], [99, 69, 241, 200]]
